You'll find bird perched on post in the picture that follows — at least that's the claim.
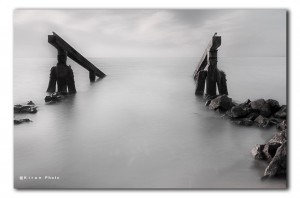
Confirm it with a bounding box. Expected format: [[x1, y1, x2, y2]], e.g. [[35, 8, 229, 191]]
[[214, 32, 217, 37]]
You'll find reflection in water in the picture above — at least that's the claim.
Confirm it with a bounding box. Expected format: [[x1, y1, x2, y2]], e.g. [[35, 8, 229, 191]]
[[14, 57, 286, 188]]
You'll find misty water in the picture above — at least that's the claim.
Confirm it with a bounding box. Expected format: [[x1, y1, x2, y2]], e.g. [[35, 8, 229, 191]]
[[14, 57, 286, 189]]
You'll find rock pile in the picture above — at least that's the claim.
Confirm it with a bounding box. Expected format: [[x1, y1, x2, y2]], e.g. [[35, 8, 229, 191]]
[[14, 101, 37, 125], [204, 95, 287, 178], [205, 95, 286, 129]]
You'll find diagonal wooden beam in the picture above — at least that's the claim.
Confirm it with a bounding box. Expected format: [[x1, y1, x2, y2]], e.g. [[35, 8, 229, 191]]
[[193, 35, 221, 80], [48, 32, 106, 78]]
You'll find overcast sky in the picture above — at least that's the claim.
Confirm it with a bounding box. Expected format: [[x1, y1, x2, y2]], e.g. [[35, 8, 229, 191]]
[[14, 9, 286, 58]]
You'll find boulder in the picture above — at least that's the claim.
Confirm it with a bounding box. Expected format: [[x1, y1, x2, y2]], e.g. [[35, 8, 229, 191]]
[[251, 144, 266, 159], [45, 92, 63, 103], [250, 99, 272, 117], [250, 99, 265, 110], [263, 142, 282, 160], [14, 104, 37, 114], [230, 106, 252, 118], [209, 95, 233, 111], [260, 103, 272, 117], [246, 112, 260, 121], [27, 101, 35, 105], [254, 115, 271, 128], [276, 120, 287, 131], [269, 117, 284, 125], [266, 99, 281, 113], [14, 118, 32, 125], [263, 141, 287, 178], [274, 105, 287, 119]]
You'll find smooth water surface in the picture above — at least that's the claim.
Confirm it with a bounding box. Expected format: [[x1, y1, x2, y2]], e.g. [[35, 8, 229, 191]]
[[14, 57, 286, 188]]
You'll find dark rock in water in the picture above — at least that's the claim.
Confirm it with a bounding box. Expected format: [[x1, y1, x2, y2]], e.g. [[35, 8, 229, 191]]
[[268, 129, 287, 145], [205, 100, 211, 106], [269, 117, 284, 126], [250, 99, 272, 117], [14, 104, 37, 114], [266, 99, 281, 113], [246, 112, 260, 121], [276, 120, 287, 131], [230, 105, 252, 118], [232, 118, 254, 126], [274, 105, 287, 119], [209, 95, 233, 111], [252, 128, 287, 178], [27, 101, 35, 105], [254, 115, 271, 128], [260, 103, 272, 117], [250, 99, 265, 110], [45, 92, 63, 103], [251, 144, 266, 159], [263, 142, 282, 160], [14, 118, 32, 125], [263, 141, 287, 178]]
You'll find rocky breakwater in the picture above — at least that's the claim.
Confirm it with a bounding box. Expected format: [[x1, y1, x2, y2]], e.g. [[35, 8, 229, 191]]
[[14, 101, 37, 124], [205, 95, 287, 178]]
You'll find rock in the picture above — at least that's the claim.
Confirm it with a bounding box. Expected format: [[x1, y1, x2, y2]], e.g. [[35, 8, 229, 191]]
[[268, 129, 287, 145], [14, 118, 32, 125], [254, 115, 271, 128], [250, 99, 265, 110], [205, 100, 211, 106], [246, 112, 260, 121], [274, 105, 287, 119], [209, 95, 233, 111], [276, 120, 287, 131], [263, 142, 282, 160], [27, 101, 35, 105], [230, 105, 252, 118], [232, 118, 254, 126], [250, 99, 272, 117], [269, 117, 284, 126], [263, 141, 287, 178], [251, 144, 266, 159], [45, 92, 63, 103], [266, 99, 281, 113], [14, 104, 37, 114], [260, 103, 272, 117]]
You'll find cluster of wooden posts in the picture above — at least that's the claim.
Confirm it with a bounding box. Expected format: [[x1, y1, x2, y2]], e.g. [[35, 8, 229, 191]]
[[193, 34, 228, 96], [46, 32, 106, 94], [46, 32, 227, 96]]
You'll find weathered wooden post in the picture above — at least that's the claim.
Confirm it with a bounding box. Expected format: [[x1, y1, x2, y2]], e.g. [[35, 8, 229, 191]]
[[195, 70, 207, 95], [217, 70, 228, 95], [194, 33, 228, 97], [47, 32, 106, 93]]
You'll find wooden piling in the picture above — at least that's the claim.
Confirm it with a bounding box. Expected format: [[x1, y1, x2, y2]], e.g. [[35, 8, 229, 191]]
[[46, 66, 57, 93], [193, 34, 228, 97], [89, 71, 96, 82], [217, 70, 228, 95], [67, 67, 77, 93], [195, 70, 207, 95]]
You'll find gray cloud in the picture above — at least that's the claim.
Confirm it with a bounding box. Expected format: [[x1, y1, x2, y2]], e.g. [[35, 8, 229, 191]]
[[14, 9, 286, 58]]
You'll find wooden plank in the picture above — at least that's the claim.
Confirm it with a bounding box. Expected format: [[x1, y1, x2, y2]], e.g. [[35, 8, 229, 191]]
[[193, 35, 221, 79], [48, 32, 106, 78]]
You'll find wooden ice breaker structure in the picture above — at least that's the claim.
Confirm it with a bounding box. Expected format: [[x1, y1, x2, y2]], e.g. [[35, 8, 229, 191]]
[[46, 32, 106, 93], [194, 33, 228, 96]]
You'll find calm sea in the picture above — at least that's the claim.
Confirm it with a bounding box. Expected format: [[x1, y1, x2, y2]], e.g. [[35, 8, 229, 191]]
[[14, 57, 286, 188]]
